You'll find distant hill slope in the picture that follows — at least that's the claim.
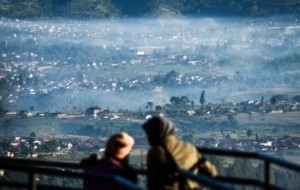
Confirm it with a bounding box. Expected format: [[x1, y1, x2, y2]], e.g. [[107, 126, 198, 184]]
[[0, 0, 299, 18]]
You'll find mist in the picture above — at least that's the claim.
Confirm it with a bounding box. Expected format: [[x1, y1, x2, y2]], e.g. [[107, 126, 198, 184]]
[[1, 16, 300, 112]]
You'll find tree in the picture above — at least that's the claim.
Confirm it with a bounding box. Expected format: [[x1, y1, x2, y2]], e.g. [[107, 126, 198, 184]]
[[11, 0, 41, 17], [29, 132, 36, 139], [147, 102, 154, 111], [0, 101, 5, 121], [164, 70, 179, 85], [152, 75, 164, 85], [292, 95, 300, 102], [64, 0, 120, 18], [260, 96, 264, 104], [28, 132, 36, 146], [272, 94, 289, 102], [225, 134, 231, 139], [200, 90, 205, 106], [270, 96, 277, 106], [155, 105, 162, 112], [29, 106, 34, 112], [170, 96, 180, 105], [247, 129, 253, 138], [180, 96, 190, 107]]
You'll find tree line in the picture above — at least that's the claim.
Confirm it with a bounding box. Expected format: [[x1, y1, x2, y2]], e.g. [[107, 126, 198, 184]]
[[0, 0, 299, 18]]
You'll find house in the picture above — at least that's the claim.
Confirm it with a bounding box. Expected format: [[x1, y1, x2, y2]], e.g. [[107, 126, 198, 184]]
[[67, 143, 73, 149], [84, 106, 102, 117], [187, 110, 196, 116], [271, 109, 283, 113], [260, 141, 272, 147]]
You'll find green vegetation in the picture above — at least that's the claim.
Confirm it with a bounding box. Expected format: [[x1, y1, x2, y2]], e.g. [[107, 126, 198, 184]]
[[0, 101, 5, 122], [0, 0, 299, 18], [246, 129, 253, 138], [200, 90, 205, 107]]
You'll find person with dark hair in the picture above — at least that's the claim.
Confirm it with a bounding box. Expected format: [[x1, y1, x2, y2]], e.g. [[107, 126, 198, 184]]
[[142, 116, 217, 190], [80, 132, 137, 190]]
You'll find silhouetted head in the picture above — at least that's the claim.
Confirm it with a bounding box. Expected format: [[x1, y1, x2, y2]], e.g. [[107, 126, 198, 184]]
[[105, 132, 134, 160], [142, 116, 175, 146]]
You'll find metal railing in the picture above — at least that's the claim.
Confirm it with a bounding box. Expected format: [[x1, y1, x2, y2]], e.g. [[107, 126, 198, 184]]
[[0, 156, 142, 190], [198, 148, 300, 190], [0, 148, 299, 190]]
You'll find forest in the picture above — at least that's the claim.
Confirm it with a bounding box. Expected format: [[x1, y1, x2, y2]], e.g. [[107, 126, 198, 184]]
[[0, 0, 299, 18]]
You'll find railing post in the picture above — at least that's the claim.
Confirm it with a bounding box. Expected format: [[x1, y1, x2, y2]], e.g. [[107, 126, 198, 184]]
[[28, 172, 36, 190], [264, 160, 270, 190]]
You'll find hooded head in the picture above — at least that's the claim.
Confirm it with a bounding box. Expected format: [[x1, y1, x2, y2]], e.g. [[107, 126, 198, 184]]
[[142, 116, 175, 146], [105, 132, 134, 160]]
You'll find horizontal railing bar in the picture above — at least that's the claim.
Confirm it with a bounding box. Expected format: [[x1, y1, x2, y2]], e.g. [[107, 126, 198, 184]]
[[198, 148, 300, 172], [198, 148, 259, 158], [258, 153, 300, 172], [216, 176, 284, 190], [0, 175, 143, 190], [178, 170, 234, 190], [134, 168, 284, 190], [0, 156, 80, 169], [2, 149, 300, 174], [0, 162, 79, 177], [114, 175, 144, 190], [0, 182, 82, 190], [0, 163, 143, 190]]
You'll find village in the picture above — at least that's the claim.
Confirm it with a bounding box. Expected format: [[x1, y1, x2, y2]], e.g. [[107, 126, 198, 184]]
[[1, 93, 300, 165], [0, 17, 300, 167], [0, 48, 235, 111], [1, 123, 300, 160], [1, 17, 300, 113]]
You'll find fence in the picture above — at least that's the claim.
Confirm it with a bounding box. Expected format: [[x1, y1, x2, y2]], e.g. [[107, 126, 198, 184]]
[[0, 148, 299, 190]]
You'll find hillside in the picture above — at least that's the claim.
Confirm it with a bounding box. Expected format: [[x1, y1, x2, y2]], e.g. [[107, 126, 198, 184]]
[[0, 0, 299, 18]]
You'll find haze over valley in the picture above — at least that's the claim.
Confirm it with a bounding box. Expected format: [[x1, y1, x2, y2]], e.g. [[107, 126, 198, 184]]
[[0, 16, 300, 112]]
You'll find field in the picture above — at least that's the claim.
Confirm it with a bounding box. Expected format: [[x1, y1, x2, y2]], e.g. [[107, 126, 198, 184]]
[[86, 62, 211, 78], [2, 110, 299, 140]]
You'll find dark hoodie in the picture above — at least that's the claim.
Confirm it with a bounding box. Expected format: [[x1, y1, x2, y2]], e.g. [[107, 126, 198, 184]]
[[142, 116, 202, 190]]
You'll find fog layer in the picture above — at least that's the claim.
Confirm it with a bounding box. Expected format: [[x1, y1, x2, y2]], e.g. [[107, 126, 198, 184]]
[[1, 16, 299, 111]]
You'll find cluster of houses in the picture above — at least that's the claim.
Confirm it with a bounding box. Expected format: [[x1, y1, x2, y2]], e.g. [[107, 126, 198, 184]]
[[0, 51, 231, 109], [0, 134, 106, 159], [196, 98, 300, 116], [196, 135, 300, 152], [1, 130, 299, 160]]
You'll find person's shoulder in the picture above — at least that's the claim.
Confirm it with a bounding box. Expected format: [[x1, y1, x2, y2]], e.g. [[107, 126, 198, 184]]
[[167, 136, 201, 158], [167, 135, 195, 150]]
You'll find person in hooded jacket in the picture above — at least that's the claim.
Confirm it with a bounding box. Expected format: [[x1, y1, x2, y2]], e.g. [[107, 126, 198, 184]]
[[142, 116, 217, 190], [80, 132, 137, 190]]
